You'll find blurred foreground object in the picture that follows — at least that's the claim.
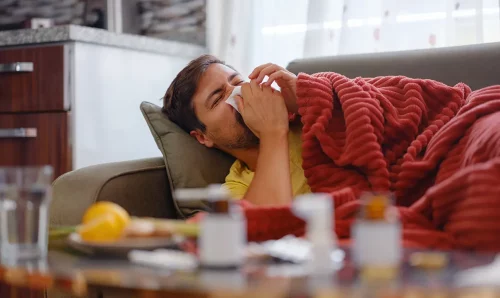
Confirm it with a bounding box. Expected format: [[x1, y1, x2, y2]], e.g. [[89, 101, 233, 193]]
[[175, 184, 246, 268], [0, 166, 53, 260], [353, 192, 402, 279], [410, 252, 449, 270]]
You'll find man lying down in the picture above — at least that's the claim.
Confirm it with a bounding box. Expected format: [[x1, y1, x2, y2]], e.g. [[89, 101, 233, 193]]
[[163, 55, 309, 205], [163, 55, 500, 250]]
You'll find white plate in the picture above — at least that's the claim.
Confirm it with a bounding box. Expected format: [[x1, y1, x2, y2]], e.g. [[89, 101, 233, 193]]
[[67, 233, 180, 257]]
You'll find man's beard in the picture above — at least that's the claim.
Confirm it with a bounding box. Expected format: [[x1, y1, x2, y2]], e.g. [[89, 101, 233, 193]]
[[226, 112, 260, 149], [207, 112, 260, 150]]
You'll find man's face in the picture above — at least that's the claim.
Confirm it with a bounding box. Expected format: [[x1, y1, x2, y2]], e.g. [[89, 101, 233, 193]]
[[191, 63, 259, 150]]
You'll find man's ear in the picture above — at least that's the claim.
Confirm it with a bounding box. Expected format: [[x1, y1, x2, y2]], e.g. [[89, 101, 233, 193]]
[[190, 130, 215, 148]]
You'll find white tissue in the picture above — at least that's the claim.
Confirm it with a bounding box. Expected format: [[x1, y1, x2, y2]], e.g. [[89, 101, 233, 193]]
[[225, 86, 242, 113]]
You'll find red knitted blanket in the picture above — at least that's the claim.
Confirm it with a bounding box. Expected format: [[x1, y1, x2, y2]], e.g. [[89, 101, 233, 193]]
[[194, 73, 500, 251]]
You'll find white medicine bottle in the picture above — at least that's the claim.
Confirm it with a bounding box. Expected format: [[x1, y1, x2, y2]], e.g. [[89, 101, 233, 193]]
[[175, 184, 247, 268]]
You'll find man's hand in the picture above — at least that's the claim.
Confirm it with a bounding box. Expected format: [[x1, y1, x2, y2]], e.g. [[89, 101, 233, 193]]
[[235, 80, 289, 139], [249, 63, 298, 114], [233, 81, 292, 205]]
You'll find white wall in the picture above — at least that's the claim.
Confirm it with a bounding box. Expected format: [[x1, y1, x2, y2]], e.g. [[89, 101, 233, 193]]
[[72, 42, 191, 169]]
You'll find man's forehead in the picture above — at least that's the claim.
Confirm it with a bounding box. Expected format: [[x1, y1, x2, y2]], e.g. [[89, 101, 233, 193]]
[[199, 63, 236, 86]]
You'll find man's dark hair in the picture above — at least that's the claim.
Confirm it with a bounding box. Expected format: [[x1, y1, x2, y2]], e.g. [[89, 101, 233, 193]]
[[162, 54, 226, 133]]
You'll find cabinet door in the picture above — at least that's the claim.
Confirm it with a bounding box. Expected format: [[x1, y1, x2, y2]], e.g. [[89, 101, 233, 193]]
[[0, 45, 68, 113], [0, 112, 71, 180]]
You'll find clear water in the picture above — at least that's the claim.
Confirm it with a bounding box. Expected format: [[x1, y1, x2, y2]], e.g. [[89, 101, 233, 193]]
[[0, 186, 49, 260]]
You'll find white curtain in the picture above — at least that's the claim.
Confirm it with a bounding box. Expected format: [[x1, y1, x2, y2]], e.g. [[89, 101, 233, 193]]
[[207, 0, 500, 76]]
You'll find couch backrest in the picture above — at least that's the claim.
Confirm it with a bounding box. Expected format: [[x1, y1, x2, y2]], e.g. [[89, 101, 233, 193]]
[[287, 42, 500, 91]]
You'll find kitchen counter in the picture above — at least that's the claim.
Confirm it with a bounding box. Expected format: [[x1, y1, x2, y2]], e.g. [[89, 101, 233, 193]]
[[0, 25, 205, 172], [0, 25, 206, 58]]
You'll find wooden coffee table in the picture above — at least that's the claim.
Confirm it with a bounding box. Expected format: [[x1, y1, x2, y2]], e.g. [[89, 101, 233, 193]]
[[0, 247, 498, 298]]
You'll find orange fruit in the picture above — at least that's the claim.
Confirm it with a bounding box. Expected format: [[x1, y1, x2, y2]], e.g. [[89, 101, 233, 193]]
[[82, 201, 130, 228], [78, 214, 122, 242], [79, 201, 130, 242]]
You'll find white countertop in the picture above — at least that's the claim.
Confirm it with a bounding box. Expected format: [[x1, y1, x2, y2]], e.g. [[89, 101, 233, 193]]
[[0, 25, 206, 58]]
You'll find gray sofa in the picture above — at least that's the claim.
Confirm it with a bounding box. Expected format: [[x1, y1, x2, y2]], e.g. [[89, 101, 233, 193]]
[[50, 42, 500, 226]]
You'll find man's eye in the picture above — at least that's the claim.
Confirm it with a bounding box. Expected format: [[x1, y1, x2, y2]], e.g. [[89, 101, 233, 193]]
[[233, 80, 244, 86], [212, 95, 223, 109]]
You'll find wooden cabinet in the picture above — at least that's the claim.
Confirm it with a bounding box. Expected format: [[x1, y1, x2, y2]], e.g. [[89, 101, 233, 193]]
[[0, 45, 69, 112], [1, 40, 194, 181], [0, 45, 71, 180], [0, 112, 71, 179]]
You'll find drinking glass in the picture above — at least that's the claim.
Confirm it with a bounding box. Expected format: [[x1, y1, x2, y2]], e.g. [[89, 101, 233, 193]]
[[0, 166, 53, 260]]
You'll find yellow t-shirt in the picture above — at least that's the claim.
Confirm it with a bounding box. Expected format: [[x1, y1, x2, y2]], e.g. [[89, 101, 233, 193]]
[[223, 123, 311, 199]]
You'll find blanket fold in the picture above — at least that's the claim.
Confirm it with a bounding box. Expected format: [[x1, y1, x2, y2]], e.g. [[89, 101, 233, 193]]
[[296, 73, 500, 250]]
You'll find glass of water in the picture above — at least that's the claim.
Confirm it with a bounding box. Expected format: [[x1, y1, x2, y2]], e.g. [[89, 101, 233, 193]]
[[0, 166, 53, 260]]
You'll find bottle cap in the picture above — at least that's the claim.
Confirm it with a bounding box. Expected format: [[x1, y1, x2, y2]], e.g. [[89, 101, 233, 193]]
[[359, 192, 397, 222]]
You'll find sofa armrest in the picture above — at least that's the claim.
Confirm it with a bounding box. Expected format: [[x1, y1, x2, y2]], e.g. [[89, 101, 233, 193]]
[[50, 157, 178, 226]]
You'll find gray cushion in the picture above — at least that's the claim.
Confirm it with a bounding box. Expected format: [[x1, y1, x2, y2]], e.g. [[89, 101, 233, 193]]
[[140, 101, 235, 218], [287, 41, 500, 91]]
